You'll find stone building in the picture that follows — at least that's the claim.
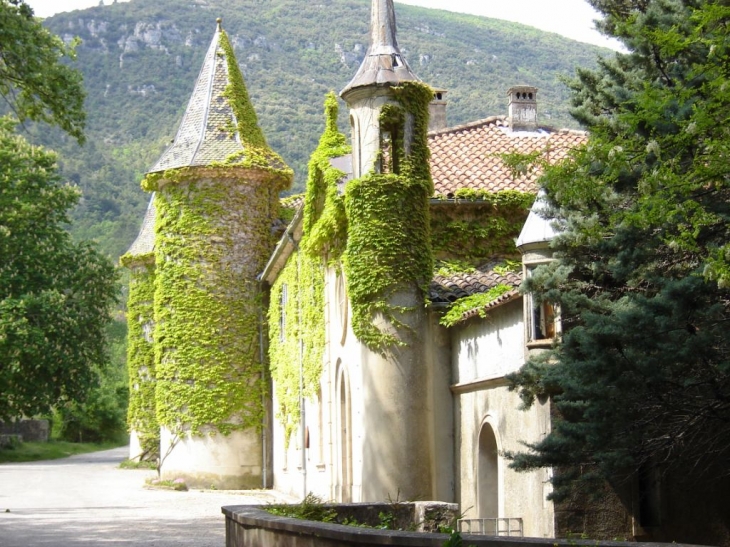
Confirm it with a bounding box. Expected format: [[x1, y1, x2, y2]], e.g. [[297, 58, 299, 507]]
[[123, 0, 708, 541]]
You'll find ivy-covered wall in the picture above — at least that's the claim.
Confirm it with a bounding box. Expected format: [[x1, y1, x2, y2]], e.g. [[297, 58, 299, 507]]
[[152, 169, 279, 436], [266, 93, 346, 444], [122, 257, 159, 459], [267, 250, 325, 446], [431, 190, 535, 265]]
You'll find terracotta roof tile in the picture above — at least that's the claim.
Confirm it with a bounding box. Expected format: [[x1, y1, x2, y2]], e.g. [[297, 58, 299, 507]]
[[280, 194, 304, 211], [430, 257, 522, 304], [428, 117, 587, 196]]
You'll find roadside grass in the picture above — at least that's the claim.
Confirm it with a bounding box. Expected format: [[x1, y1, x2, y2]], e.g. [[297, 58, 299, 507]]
[[0, 440, 126, 464], [119, 458, 157, 470]]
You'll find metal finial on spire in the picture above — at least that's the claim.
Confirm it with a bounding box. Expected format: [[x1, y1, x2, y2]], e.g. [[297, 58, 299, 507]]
[[216, 17, 223, 31], [340, 0, 419, 98]]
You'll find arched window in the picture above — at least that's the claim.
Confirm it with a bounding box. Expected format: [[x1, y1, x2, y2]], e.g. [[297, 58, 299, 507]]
[[477, 422, 499, 519], [336, 362, 352, 502]]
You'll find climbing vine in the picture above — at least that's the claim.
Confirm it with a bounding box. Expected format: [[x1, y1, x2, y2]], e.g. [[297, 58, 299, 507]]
[[216, 31, 293, 179], [343, 82, 434, 352], [139, 31, 293, 193], [152, 171, 278, 436], [268, 250, 325, 447], [301, 92, 350, 261], [265, 93, 346, 440], [439, 284, 514, 327], [121, 256, 159, 460]]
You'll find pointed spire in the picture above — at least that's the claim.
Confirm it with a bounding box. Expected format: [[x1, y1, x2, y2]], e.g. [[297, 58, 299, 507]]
[[148, 19, 287, 175], [340, 0, 419, 98]]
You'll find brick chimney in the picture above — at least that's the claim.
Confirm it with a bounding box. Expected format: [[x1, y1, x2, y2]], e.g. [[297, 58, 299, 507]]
[[428, 88, 448, 132], [508, 86, 538, 131]]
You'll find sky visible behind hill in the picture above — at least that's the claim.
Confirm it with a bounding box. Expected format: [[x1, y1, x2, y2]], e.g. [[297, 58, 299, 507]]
[[25, 0, 621, 50]]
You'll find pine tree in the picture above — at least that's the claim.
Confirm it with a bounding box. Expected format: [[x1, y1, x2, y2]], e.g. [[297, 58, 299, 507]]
[[508, 0, 730, 499]]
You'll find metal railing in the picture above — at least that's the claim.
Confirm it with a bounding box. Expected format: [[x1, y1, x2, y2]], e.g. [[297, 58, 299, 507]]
[[457, 517, 524, 537]]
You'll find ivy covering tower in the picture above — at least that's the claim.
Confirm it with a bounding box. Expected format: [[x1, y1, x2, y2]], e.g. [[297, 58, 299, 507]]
[[131, 18, 292, 488], [120, 197, 158, 461]]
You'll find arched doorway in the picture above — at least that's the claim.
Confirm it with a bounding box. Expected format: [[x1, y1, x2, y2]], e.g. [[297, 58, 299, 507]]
[[477, 422, 499, 519], [336, 362, 352, 502]]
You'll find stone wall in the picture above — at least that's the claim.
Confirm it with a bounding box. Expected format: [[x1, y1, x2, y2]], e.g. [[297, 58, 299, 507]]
[[0, 419, 49, 442]]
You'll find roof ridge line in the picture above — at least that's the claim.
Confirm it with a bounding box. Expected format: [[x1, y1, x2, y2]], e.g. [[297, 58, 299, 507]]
[[428, 115, 506, 136], [428, 116, 589, 138]]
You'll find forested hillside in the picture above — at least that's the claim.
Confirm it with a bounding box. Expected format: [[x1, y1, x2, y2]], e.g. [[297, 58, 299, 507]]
[[33, 0, 609, 258]]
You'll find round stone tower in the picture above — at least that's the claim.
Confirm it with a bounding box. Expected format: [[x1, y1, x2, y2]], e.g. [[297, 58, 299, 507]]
[[141, 19, 292, 489], [340, 0, 437, 501]]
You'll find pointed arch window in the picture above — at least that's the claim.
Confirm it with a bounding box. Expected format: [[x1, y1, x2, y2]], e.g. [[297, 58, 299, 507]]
[[379, 105, 405, 175]]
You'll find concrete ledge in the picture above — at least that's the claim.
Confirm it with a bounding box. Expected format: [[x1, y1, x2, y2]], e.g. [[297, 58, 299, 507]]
[[222, 505, 710, 547]]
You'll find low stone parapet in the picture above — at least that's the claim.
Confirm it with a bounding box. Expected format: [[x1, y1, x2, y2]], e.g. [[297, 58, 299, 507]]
[[222, 504, 710, 547]]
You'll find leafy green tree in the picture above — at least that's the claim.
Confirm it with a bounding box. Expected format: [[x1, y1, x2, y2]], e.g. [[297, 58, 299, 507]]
[[0, 0, 85, 142], [0, 117, 118, 421], [508, 0, 730, 499], [54, 318, 129, 443]]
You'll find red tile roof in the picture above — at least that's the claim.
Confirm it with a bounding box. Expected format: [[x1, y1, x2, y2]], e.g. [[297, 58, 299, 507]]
[[430, 258, 522, 304], [430, 258, 524, 325], [428, 116, 587, 196]]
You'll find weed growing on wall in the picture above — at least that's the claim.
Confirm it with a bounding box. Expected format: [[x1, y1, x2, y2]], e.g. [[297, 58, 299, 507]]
[[439, 284, 514, 327], [431, 190, 534, 265]]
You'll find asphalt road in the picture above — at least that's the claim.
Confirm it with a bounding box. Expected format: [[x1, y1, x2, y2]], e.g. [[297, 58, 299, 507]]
[[0, 446, 292, 547]]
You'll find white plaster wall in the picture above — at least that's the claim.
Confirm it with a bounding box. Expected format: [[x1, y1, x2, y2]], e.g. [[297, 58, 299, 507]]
[[270, 265, 365, 502], [324, 265, 365, 502], [271, 390, 333, 501], [159, 426, 262, 489], [453, 299, 555, 538], [454, 299, 525, 385], [271, 263, 453, 504], [128, 430, 142, 462]]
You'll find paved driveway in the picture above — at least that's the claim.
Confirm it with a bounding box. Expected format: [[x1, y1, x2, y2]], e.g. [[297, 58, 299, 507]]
[[0, 446, 292, 546]]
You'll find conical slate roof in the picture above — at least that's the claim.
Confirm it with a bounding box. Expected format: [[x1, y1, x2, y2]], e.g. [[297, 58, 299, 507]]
[[124, 194, 156, 258], [516, 190, 559, 249], [148, 20, 281, 174], [340, 0, 420, 97]]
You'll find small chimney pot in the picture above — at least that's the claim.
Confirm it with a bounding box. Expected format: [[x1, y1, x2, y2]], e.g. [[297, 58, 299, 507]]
[[508, 85, 538, 131]]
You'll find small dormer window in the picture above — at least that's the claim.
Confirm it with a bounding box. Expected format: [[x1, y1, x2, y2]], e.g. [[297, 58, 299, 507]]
[[526, 267, 558, 343], [530, 297, 556, 341]]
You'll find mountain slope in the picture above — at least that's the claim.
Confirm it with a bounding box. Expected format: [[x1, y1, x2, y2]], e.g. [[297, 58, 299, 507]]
[[35, 0, 609, 258]]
